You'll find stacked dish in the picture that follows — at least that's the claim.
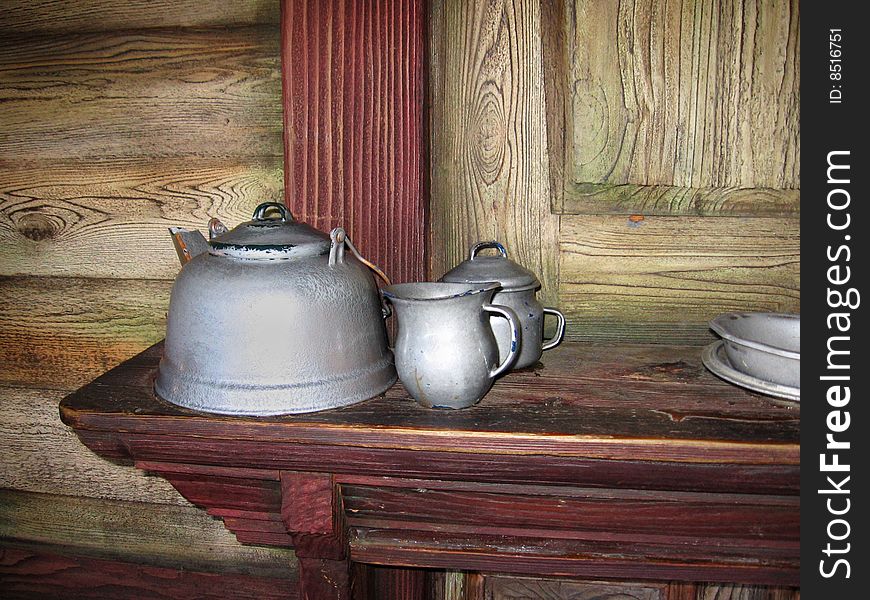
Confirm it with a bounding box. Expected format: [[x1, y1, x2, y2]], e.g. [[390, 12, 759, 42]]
[[702, 312, 800, 401]]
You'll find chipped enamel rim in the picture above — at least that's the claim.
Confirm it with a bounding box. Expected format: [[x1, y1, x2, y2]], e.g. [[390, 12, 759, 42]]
[[208, 242, 329, 260], [382, 281, 501, 302]]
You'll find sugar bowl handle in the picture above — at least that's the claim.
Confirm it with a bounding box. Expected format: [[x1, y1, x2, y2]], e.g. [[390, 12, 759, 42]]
[[541, 307, 566, 351], [469, 241, 508, 260]]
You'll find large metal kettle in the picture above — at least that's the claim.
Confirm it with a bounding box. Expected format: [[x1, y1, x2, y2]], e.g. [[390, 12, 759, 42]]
[[155, 202, 396, 415]]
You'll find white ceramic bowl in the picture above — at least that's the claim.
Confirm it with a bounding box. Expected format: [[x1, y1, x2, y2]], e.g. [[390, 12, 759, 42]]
[[709, 312, 800, 388]]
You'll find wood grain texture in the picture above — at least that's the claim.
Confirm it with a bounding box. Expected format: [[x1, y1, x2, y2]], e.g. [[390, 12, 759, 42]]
[[558, 215, 799, 344], [0, 158, 283, 279], [352, 529, 796, 587], [0, 0, 280, 33], [341, 484, 799, 542], [667, 583, 699, 600], [0, 385, 188, 504], [0, 0, 296, 592], [0, 547, 297, 600], [155, 470, 297, 548], [429, 572, 485, 600], [0, 276, 170, 388], [560, 183, 800, 217], [297, 557, 350, 600], [0, 27, 282, 159], [343, 481, 798, 582], [0, 489, 298, 578], [539, 0, 569, 220], [353, 566, 428, 600], [429, 0, 560, 304], [281, 472, 337, 537], [697, 584, 800, 600], [483, 580, 797, 600], [485, 576, 665, 600], [565, 0, 799, 192], [281, 0, 426, 285]]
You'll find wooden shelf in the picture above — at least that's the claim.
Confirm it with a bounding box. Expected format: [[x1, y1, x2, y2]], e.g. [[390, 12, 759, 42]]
[[60, 341, 799, 598]]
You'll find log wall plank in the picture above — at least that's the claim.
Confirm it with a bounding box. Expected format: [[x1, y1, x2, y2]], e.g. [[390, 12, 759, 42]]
[[0, 158, 282, 279], [0, 548, 297, 600], [0, 489, 297, 579], [0, 0, 298, 591], [558, 214, 799, 344], [428, 0, 560, 303], [0, 276, 170, 388], [0, 28, 282, 160], [0, 385, 187, 504], [0, 0, 280, 33]]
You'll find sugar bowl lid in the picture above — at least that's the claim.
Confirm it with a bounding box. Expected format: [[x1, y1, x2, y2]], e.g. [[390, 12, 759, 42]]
[[440, 241, 540, 291]]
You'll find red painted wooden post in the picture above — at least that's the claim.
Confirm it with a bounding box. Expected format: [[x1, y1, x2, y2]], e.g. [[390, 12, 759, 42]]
[[281, 0, 427, 285], [280, 472, 350, 599]]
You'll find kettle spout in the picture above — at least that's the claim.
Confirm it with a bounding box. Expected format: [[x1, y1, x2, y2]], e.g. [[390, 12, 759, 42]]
[[169, 227, 211, 265]]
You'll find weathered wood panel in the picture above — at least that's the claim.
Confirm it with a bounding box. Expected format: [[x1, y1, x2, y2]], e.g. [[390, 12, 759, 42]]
[[429, 571, 485, 600], [282, 0, 427, 284], [485, 576, 665, 599], [559, 215, 799, 344], [0, 158, 282, 279], [0, 548, 297, 600], [0, 0, 280, 33], [482, 577, 800, 600], [0, 28, 282, 159], [697, 584, 800, 600], [0, 276, 170, 388], [0, 490, 297, 578], [0, 385, 188, 504], [558, 0, 799, 215], [560, 183, 801, 217], [429, 0, 560, 303]]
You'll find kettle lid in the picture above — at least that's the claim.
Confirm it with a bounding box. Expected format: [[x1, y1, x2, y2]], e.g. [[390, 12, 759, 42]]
[[440, 241, 539, 291], [209, 202, 330, 259]]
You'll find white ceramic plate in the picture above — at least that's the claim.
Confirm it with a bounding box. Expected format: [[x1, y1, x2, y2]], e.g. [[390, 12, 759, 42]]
[[702, 340, 800, 402]]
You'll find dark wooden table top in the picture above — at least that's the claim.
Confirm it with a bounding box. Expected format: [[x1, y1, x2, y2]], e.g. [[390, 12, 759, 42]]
[[60, 340, 799, 473]]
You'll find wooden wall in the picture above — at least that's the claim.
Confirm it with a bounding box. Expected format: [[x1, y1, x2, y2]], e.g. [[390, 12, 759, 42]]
[[0, 0, 298, 595], [429, 0, 799, 345], [428, 0, 798, 594]]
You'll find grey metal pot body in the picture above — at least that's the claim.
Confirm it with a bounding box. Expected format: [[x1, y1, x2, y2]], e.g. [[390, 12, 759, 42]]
[[440, 242, 566, 369], [487, 288, 564, 369], [156, 204, 395, 415], [382, 282, 520, 409], [156, 252, 395, 415]]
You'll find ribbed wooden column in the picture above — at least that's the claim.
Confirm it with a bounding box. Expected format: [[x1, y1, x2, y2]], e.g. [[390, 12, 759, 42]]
[[281, 0, 426, 284]]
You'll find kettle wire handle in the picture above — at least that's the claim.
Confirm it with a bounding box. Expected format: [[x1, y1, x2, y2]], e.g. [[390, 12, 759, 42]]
[[470, 241, 507, 260], [252, 202, 294, 222], [329, 228, 392, 287]]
